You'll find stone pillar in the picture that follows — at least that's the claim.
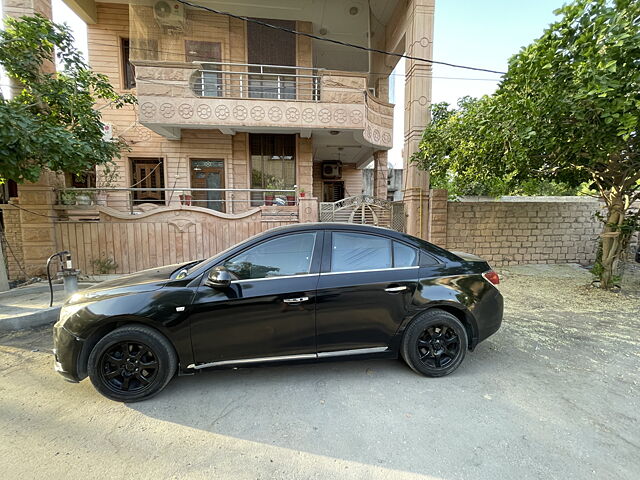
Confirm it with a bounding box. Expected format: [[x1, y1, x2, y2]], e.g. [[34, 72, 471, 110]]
[[0, 172, 59, 279], [231, 132, 250, 213], [427, 189, 448, 247], [0, 203, 23, 283], [2, 0, 52, 21], [296, 135, 313, 197], [1, 0, 57, 283], [403, 0, 434, 239], [298, 197, 319, 223], [2, 0, 55, 91], [373, 150, 388, 199]]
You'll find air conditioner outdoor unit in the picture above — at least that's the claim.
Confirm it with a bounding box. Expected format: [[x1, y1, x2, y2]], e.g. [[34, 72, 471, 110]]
[[322, 161, 343, 180], [153, 1, 185, 29]]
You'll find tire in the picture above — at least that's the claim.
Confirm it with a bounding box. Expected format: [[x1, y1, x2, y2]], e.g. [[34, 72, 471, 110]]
[[87, 325, 177, 402], [401, 309, 468, 377]]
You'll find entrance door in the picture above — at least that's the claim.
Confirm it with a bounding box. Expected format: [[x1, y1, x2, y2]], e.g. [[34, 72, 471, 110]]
[[131, 157, 164, 204], [323, 181, 345, 202], [191, 159, 224, 212]]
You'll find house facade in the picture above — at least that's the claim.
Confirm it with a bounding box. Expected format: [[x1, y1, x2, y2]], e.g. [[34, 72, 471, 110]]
[[1, 0, 437, 279], [65, 0, 433, 215]]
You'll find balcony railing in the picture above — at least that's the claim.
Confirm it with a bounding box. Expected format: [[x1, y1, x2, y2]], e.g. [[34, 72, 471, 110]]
[[57, 187, 300, 216], [190, 62, 321, 101]]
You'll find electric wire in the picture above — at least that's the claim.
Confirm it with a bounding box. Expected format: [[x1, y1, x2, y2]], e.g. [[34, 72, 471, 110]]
[[173, 0, 506, 75]]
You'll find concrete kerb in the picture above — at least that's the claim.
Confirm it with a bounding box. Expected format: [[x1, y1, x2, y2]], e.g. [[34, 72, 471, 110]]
[[0, 282, 97, 333]]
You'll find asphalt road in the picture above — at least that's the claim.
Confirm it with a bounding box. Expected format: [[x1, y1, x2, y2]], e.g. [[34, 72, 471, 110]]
[[0, 265, 638, 480]]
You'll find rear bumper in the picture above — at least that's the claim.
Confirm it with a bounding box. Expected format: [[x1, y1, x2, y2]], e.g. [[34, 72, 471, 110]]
[[472, 285, 504, 346], [52, 323, 84, 382]]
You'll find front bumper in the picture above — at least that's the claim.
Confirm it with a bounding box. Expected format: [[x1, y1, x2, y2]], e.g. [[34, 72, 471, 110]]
[[52, 323, 84, 382]]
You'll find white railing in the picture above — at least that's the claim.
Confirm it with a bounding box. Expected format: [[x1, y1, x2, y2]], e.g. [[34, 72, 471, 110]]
[[57, 187, 300, 215], [190, 62, 321, 101]]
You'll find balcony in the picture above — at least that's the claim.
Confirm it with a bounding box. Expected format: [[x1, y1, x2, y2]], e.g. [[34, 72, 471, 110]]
[[191, 63, 320, 101], [134, 61, 393, 150]]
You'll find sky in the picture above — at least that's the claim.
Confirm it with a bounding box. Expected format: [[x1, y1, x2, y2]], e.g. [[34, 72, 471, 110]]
[[387, 0, 564, 168], [4, 0, 564, 169]]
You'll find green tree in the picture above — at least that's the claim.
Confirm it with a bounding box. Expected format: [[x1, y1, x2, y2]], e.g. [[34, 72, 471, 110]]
[[415, 0, 640, 289], [0, 14, 135, 184]]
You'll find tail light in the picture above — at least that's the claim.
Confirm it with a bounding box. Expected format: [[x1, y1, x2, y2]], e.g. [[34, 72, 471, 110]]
[[482, 270, 500, 285]]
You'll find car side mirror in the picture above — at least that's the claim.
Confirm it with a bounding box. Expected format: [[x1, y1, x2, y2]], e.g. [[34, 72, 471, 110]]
[[205, 266, 232, 288]]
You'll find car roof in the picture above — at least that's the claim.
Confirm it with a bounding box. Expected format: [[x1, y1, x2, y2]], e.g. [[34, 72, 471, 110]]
[[263, 222, 403, 237]]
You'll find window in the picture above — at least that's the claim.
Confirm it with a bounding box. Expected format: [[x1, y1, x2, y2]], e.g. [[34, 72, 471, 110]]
[[331, 232, 392, 273], [223, 233, 316, 280], [121, 39, 135, 90], [130, 158, 164, 204], [250, 134, 296, 205], [393, 242, 418, 268], [247, 18, 296, 99]]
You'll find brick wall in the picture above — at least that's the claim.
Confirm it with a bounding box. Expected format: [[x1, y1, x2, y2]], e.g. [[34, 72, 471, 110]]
[[445, 198, 604, 266]]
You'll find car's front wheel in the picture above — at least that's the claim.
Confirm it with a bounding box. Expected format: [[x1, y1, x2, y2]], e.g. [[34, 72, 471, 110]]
[[401, 309, 468, 377], [87, 325, 177, 402]]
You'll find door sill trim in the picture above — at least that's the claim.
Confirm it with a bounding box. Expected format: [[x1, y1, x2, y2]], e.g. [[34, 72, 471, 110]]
[[187, 353, 317, 370], [317, 346, 390, 358]]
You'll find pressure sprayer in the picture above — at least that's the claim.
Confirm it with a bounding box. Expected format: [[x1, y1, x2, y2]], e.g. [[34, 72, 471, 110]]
[[46, 251, 80, 307]]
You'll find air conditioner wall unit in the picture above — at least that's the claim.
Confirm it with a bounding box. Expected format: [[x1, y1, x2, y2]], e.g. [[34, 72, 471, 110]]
[[154, 1, 185, 29], [322, 161, 343, 180]]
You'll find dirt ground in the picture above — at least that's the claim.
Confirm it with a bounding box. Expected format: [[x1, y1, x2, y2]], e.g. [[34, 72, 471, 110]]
[[0, 264, 638, 480]]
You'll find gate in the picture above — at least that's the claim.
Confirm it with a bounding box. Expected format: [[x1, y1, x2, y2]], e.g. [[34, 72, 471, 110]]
[[319, 195, 405, 232]]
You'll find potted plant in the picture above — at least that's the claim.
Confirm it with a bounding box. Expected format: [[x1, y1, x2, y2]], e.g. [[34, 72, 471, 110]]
[[265, 182, 276, 206], [299, 188, 306, 198], [286, 185, 296, 205], [60, 190, 77, 205], [179, 191, 192, 205], [76, 192, 93, 206]]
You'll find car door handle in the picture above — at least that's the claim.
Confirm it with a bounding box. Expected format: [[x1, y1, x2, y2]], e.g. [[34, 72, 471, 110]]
[[283, 296, 309, 303], [385, 286, 407, 293]]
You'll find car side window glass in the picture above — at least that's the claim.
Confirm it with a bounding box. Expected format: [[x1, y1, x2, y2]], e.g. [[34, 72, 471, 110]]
[[331, 232, 392, 272], [393, 242, 418, 267], [223, 233, 316, 280]]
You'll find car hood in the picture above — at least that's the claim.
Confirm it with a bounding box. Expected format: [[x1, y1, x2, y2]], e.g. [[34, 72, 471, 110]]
[[67, 264, 182, 304]]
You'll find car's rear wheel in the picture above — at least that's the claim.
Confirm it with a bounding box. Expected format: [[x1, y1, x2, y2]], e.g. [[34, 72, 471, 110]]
[[87, 325, 177, 402], [401, 309, 468, 377]]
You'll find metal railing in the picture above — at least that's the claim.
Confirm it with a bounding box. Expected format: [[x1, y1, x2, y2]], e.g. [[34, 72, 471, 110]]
[[191, 62, 321, 101], [57, 187, 300, 215]]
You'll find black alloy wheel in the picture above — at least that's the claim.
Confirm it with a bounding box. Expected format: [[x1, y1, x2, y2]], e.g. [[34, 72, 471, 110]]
[[87, 325, 177, 402], [416, 324, 461, 369], [99, 341, 159, 394], [401, 309, 468, 377]]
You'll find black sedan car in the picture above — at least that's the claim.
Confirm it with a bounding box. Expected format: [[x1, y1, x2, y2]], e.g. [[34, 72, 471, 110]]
[[53, 223, 503, 402]]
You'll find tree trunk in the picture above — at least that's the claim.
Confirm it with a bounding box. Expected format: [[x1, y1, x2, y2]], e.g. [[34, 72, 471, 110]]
[[599, 195, 625, 289]]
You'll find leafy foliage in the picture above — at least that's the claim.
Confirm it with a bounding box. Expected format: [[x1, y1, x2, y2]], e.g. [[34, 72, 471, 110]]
[[0, 14, 135, 184], [415, 0, 640, 288]]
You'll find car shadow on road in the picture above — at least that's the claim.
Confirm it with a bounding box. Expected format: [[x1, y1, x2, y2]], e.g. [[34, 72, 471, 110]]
[[126, 342, 504, 475]]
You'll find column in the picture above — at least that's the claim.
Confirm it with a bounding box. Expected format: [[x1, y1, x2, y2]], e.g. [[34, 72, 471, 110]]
[[296, 135, 313, 197], [373, 150, 388, 199], [403, 0, 435, 239], [1, 0, 58, 279]]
